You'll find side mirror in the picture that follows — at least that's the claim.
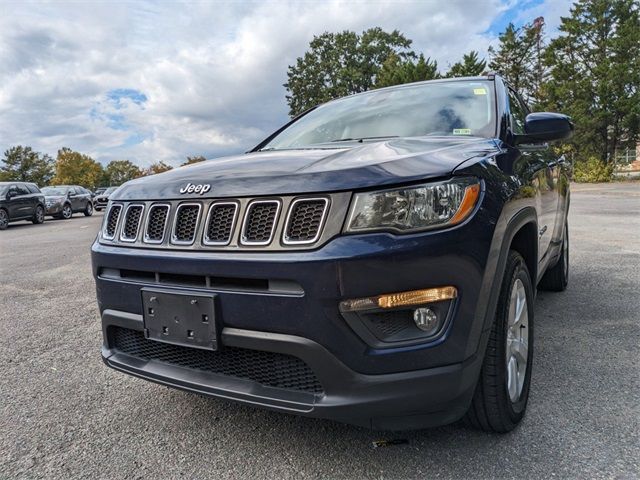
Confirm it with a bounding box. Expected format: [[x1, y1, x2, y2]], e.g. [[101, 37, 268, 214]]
[[517, 112, 574, 144], [6, 190, 17, 199]]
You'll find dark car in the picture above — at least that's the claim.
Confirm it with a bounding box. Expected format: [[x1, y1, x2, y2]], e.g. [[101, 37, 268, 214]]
[[0, 182, 46, 230], [42, 185, 94, 219], [92, 75, 573, 432], [94, 187, 107, 196], [94, 186, 118, 211]]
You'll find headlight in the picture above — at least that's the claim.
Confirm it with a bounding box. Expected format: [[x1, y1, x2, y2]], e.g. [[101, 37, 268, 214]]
[[345, 177, 481, 233]]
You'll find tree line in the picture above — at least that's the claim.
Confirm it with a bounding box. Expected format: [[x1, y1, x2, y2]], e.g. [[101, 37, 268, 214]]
[[284, 0, 639, 177], [0, 146, 207, 189]]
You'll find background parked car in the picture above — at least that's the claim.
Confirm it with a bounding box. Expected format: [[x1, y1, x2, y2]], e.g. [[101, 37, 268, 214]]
[[41, 185, 94, 219], [0, 182, 46, 230], [94, 187, 107, 196], [94, 186, 118, 211]]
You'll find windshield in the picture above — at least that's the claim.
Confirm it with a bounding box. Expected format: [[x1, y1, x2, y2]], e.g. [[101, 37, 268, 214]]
[[104, 187, 117, 194], [41, 187, 69, 195], [263, 80, 496, 150]]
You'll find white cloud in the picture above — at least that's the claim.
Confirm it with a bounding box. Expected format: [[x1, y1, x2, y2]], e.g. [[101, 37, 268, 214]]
[[0, 0, 566, 167]]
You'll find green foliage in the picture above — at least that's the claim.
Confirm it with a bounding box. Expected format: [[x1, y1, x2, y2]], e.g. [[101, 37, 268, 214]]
[[284, 28, 415, 116], [105, 160, 142, 185], [446, 51, 487, 78], [181, 156, 207, 166], [573, 157, 614, 182], [543, 0, 640, 163], [144, 161, 173, 176], [0, 146, 54, 186], [375, 54, 439, 88], [52, 147, 104, 189], [488, 19, 547, 105]]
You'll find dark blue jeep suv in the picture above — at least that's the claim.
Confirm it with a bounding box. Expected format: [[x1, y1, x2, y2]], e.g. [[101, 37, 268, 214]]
[[93, 75, 573, 432]]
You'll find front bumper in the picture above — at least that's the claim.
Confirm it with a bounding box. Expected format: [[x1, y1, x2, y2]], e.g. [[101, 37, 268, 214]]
[[46, 203, 63, 215], [102, 309, 482, 429], [94, 205, 500, 429]]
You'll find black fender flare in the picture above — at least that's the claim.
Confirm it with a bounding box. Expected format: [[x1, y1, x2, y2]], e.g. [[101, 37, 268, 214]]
[[466, 206, 539, 362]]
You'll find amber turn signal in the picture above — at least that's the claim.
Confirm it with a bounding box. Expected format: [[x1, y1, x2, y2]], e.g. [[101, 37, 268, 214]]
[[340, 286, 458, 312], [449, 183, 481, 225]]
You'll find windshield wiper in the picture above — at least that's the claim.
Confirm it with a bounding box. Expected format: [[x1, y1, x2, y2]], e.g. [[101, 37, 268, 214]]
[[329, 135, 399, 143]]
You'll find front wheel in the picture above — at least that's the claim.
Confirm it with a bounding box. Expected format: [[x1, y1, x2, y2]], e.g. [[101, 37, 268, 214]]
[[32, 205, 45, 224], [84, 202, 93, 217], [61, 203, 73, 219], [465, 250, 534, 432], [0, 209, 8, 230]]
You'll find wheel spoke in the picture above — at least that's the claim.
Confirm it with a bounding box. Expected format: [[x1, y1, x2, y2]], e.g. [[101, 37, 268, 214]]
[[507, 356, 518, 401]]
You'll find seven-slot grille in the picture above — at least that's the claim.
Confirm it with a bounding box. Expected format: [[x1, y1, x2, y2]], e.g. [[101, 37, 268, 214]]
[[172, 204, 201, 244], [204, 202, 237, 245], [145, 204, 169, 243], [120, 205, 144, 241], [284, 198, 328, 244], [241, 201, 280, 245], [102, 195, 331, 249]]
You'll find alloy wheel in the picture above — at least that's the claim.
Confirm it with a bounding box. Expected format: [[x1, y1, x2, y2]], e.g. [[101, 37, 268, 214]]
[[63, 205, 72, 219], [506, 278, 529, 403]]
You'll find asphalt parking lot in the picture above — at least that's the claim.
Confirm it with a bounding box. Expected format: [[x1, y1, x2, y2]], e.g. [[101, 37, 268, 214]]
[[1, 183, 638, 479]]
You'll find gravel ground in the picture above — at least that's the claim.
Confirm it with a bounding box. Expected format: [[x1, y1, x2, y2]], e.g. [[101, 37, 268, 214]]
[[1, 183, 639, 479]]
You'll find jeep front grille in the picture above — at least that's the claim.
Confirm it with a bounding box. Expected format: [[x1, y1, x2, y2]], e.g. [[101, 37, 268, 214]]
[[120, 205, 144, 241], [104, 204, 122, 239], [241, 201, 280, 245], [100, 193, 345, 251], [145, 204, 169, 243], [284, 198, 329, 244], [172, 204, 200, 244], [204, 202, 238, 245]]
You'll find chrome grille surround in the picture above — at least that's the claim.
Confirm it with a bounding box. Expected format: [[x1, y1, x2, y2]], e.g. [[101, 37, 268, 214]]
[[98, 192, 350, 252], [283, 197, 329, 245], [143, 204, 170, 244], [120, 204, 145, 242], [171, 203, 202, 246], [240, 200, 281, 246], [203, 201, 239, 246]]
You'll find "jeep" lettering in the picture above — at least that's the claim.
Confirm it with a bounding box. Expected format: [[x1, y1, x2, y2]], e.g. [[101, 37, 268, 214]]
[[179, 183, 211, 195]]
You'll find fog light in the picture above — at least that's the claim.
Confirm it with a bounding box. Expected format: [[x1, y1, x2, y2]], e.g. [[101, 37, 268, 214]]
[[413, 307, 438, 333]]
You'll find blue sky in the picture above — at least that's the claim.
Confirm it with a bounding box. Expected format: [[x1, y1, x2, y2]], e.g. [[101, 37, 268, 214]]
[[0, 0, 572, 167]]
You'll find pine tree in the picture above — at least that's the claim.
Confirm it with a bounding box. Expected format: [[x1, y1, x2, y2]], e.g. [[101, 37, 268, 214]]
[[544, 0, 640, 162], [446, 51, 487, 78]]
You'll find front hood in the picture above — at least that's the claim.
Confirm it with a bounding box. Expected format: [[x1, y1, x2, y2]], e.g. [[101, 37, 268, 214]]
[[114, 137, 498, 200], [44, 195, 65, 202]]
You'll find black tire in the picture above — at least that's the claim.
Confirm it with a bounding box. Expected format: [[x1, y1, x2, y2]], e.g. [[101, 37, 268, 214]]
[[95, 207, 102, 212], [0, 209, 8, 230], [32, 205, 45, 224], [61, 203, 73, 220], [539, 221, 569, 292], [465, 250, 534, 433], [84, 202, 93, 217]]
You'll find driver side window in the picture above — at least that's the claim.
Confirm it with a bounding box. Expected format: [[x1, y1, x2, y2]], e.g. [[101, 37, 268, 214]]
[[16, 185, 30, 196], [507, 89, 527, 136]]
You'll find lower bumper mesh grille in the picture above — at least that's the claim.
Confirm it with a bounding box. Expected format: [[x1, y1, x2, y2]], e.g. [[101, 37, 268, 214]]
[[110, 327, 324, 394]]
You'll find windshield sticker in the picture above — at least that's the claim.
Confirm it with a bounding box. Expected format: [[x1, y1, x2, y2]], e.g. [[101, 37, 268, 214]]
[[473, 88, 487, 95], [453, 128, 472, 135]]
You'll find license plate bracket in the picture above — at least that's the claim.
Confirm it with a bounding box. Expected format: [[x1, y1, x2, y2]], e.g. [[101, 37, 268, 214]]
[[141, 288, 217, 351]]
